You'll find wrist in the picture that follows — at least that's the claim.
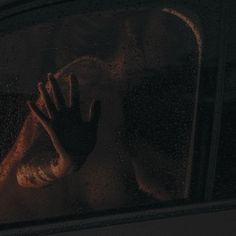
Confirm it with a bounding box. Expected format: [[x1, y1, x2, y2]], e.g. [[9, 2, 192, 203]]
[[59, 152, 87, 172]]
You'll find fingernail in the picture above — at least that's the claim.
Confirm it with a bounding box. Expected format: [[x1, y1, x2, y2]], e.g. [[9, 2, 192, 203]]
[[69, 73, 76, 79], [37, 82, 43, 90], [48, 73, 55, 81]]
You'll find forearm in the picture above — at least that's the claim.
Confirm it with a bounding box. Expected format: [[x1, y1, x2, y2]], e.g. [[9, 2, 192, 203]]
[[16, 153, 73, 188], [16, 161, 56, 188]]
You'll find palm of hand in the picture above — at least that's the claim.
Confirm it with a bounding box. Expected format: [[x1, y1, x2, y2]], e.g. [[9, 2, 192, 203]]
[[52, 111, 98, 156], [28, 73, 101, 161]]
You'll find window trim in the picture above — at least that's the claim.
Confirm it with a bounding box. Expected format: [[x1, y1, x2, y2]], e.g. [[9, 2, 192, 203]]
[[1, 199, 236, 235], [204, 0, 228, 201]]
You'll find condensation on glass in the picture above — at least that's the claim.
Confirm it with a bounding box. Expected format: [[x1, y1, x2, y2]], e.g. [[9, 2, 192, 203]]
[[0, 7, 201, 224]]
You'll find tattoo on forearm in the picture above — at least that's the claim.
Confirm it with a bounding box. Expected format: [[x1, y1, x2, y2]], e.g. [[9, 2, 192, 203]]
[[16, 159, 59, 187]]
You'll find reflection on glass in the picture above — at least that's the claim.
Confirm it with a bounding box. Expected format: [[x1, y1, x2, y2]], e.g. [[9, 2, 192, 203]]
[[0, 7, 199, 224]]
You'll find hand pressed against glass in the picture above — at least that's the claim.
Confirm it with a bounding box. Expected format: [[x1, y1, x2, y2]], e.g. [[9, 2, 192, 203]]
[[27, 74, 101, 167]]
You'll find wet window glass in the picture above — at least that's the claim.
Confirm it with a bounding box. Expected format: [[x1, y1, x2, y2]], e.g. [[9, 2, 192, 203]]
[[0, 7, 200, 224]]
